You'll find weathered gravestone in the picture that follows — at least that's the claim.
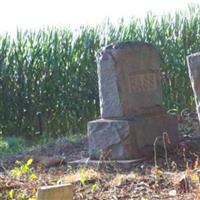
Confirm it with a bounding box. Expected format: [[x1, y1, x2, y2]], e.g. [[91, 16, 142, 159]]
[[88, 41, 178, 160], [187, 53, 200, 122]]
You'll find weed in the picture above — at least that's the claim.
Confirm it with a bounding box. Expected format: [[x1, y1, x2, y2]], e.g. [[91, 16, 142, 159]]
[[10, 159, 37, 181], [153, 137, 158, 168], [163, 132, 170, 170]]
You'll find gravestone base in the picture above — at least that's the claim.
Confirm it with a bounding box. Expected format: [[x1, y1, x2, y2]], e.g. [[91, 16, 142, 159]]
[[69, 158, 145, 170], [88, 114, 178, 160], [88, 119, 137, 160]]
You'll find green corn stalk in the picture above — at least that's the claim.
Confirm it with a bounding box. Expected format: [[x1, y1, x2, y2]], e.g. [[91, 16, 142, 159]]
[[0, 4, 200, 137]]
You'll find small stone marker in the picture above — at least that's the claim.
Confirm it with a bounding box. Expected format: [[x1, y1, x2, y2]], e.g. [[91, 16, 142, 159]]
[[187, 53, 200, 122], [37, 184, 73, 200], [88, 41, 178, 160]]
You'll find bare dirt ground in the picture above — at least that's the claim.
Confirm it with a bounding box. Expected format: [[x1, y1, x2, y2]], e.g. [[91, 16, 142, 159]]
[[1, 111, 200, 199]]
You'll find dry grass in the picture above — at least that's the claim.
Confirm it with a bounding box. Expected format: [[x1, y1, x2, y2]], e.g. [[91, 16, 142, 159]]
[[1, 162, 200, 199]]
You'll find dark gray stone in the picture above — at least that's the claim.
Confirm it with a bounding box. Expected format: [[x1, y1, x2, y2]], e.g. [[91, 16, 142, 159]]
[[187, 53, 200, 122], [88, 119, 136, 160]]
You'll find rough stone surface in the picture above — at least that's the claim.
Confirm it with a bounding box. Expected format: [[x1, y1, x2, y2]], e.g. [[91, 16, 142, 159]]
[[187, 53, 200, 122], [88, 119, 136, 160], [88, 41, 178, 160], [97, 41, 163, 118], [37, 184, 73, 200], [97, 52, 123, 118]]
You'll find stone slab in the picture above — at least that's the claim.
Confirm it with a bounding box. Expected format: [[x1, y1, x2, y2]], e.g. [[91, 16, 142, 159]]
[[37, 184, 73, 200], [88, 114, 178, 160], [187, 53, 200, 122], [68, 158, 145, 169], [97, 41, 163, 118]]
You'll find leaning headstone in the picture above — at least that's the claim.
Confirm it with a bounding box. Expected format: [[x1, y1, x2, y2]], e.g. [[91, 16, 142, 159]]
[[37, 184, 73, 200], [187, 53, 200, 122], [88, 41, 178, 160]]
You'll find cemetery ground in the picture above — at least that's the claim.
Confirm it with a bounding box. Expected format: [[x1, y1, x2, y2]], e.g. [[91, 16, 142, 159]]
[[0, 110, 200, 199]]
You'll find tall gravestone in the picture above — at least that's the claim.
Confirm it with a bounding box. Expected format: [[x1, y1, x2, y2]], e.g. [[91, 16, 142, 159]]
[[88, 41, 178, 160], [187, 53, 200, 122]]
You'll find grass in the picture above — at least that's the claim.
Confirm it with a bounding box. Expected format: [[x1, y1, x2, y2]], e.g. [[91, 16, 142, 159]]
[[0, 134, 85, 157], [0, 136, 27, 156]]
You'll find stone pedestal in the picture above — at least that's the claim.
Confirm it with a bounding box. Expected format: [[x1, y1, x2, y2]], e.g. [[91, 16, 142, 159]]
[[88, 113, 177, 160], [88, 119, 136, 160]]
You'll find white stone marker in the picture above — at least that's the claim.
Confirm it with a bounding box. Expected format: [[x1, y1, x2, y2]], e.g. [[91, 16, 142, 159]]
[[37, 184, 73, 200]]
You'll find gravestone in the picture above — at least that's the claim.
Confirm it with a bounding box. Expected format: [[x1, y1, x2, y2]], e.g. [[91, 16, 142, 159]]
[[187, 53, 200, 122], [88, 41, 178, 160]]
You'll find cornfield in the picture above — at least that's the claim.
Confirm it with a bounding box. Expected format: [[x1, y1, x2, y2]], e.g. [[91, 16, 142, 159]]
[[1, 5, 200, 137]]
